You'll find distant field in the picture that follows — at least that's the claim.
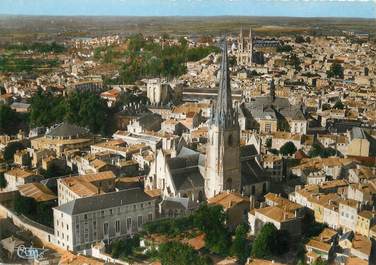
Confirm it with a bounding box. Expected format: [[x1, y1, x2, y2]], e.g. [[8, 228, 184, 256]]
[[0, 16, 375, 43]]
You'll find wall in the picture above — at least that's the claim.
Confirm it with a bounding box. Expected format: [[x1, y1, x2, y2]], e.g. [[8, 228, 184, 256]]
[[0, 203, 56, 247]]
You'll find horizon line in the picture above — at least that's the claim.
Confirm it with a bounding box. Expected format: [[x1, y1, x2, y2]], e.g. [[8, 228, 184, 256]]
[[0, 14, 375, 20]]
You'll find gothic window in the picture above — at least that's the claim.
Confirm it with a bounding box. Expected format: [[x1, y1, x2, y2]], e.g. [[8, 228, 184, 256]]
[[228, 134, 233, 146]]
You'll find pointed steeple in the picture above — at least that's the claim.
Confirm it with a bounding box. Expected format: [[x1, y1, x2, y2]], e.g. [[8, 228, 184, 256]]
[[212, 37, 237, 129]]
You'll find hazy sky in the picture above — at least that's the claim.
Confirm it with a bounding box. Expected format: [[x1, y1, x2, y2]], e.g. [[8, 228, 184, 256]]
[[0, 0, 375, 18]]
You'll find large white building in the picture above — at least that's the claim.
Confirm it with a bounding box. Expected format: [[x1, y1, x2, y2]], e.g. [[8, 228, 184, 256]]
[[53, 188, 156, 251]]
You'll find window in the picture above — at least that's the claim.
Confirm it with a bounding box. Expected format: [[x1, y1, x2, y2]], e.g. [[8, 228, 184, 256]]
[[133, 205, 136, 210], [84, 214, 87, 220], [228, 134, 233, 146], [115, 220, 120, 233], [93, 221, 96, 229], [265, 123, 272, 133], [101, 210, 104, 217], [103, 223, 109, 235], [127, 218, 132, 230], [110, 209, 113, 215], [148, 213, 153, 222], [138, 216, 143, 227], [66, 225, 69, 230]]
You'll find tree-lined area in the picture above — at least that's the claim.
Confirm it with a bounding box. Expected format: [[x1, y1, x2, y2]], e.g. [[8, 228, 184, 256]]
[[0, 56, 60, 73], [6, 42, 66, 53], [98, 34, 220, 84], [29, 90, 113, 135]]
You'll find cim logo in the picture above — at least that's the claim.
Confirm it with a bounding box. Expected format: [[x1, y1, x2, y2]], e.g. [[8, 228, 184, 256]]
[[16, 245, 48, 260]]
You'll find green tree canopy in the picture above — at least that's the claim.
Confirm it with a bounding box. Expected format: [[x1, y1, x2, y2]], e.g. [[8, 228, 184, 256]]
[[333, 100, 344, 110], [0, 104, 29, 135], [194, 204, 231, 255], [113, 34, 220, 84], [231, 224, 250, 264], [308, 143, 337, 158], [30, 90, 65, 127], [29, 91, 113, 135], [280, 141, 297, 156], [251, 223, 290, 259], [111, 236, 140, 258], [158, 241, 212, 265], [3, 142, 25, 161], [327, 62, 344, 79]]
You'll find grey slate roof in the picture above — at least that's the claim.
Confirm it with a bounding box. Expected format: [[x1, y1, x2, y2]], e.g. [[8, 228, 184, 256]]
[[167, 148, 205, 192], [241, 157, 269, 185], [46, 123, 90, 138], [170, 167, 205, 191], [240, 145, 258, 158], [55, 188, 154, 215], [136, 113, 163, 131], [351, 127, 366, 140], [244, 95, 305, 121]]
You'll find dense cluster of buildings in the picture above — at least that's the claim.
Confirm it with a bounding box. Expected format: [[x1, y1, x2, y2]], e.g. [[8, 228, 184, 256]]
[[0, 26, 375, 265]]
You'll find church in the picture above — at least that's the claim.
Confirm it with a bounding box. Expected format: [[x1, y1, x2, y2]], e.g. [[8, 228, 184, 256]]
[[234, 26, 282, 66], [145, 39, 269, 202]]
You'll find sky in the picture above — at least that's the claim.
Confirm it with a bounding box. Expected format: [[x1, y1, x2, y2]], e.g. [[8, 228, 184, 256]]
[[0, 0, 375, 18]]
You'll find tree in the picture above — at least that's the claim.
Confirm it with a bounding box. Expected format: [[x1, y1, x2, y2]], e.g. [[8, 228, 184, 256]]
[[194, 204, 230, 255], [295, 35, 305, 43], [251, 223, 278, 258], [158, 241, 212, 265], [333, 100, 344, 110], [231, 224, 250, 264], [15, 196, 37, 216], [308, 143, 336, 158], [0, 104, 21, 135], [289, 54, 301, 71], [0, 172, 7, 190], [277, 45, 293, 53], [111, 236, 140, 258], [321, 103, 331, 111], [265, 138, 272, 149], [251, 223, 290, 259], [327, 62, 344, 79], [280, 142, 297, 156], [3, 142, 25, 161], [30, 90, 65, 127]]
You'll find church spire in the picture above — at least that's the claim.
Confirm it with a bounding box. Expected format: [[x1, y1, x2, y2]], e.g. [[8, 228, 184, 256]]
[[212, 37, 237, 129]]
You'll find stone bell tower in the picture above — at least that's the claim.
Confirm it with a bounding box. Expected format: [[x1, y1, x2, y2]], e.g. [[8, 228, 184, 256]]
[[205, 37, 241, 198]]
